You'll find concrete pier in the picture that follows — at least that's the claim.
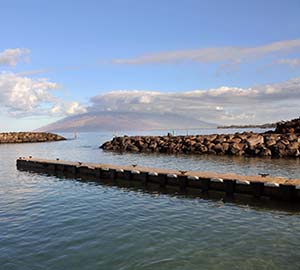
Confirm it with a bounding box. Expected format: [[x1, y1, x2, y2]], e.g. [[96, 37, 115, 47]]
[[16, 157, 300, 202]]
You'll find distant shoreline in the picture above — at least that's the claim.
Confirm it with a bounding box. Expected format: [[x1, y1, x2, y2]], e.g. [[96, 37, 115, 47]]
[[217, 123, 276, 129]]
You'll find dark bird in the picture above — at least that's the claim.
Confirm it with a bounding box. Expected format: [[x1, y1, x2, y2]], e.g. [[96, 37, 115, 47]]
[[259, 173, 269, 178]]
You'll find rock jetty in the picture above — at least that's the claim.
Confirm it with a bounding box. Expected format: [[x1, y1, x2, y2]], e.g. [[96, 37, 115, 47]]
[[100, 117, 300, 158], [0, 132, 66, 144]]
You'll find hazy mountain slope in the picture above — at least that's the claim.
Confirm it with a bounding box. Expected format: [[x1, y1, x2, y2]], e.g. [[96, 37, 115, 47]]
[[37, 111, 216, 132]]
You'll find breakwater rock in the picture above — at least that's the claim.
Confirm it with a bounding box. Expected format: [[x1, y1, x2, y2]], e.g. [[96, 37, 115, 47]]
[[0, 132, 66, 144], [275, 118, 300, 134], [100, 132, 300, 158]]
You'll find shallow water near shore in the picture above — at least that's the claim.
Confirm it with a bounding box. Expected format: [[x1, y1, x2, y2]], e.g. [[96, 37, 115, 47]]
[[1, 129, 300, 269]]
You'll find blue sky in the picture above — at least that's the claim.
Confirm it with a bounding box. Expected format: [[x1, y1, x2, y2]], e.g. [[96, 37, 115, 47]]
[[1, 0, 300, 130]]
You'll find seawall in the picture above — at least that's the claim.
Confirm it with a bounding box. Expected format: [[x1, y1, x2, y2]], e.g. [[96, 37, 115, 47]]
[[0, 132, 66, 144]]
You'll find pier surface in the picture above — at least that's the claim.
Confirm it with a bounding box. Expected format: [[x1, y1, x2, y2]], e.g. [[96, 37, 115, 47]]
[[17, 157, 300, 202]]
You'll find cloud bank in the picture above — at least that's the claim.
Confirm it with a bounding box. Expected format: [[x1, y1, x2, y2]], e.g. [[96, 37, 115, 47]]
[[89, 78, 300, 125], [1, 44, 300, 126]]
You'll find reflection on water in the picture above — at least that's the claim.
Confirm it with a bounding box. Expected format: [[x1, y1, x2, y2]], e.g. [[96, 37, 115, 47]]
[[25, 168, 300, 213], [1, 130, 300, 270]]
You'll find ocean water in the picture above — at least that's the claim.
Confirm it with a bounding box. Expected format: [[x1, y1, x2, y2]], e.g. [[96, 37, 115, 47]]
[[1, 129, 300, 269]]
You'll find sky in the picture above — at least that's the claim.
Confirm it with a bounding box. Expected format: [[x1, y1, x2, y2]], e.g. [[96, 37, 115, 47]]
[[1, 0, 300, 131]]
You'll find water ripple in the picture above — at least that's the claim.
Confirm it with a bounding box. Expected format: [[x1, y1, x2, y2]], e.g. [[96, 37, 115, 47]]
[[1, 131, 300, 269]]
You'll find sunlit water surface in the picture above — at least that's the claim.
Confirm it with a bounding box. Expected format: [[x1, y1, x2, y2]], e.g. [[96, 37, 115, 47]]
[[1, 129, 300, 269]]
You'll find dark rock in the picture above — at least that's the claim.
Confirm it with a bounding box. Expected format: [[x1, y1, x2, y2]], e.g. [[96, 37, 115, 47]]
[[229, 143, 245, 156], [127, 144, 140, 152], [246, 135, 264, 147], [228, 137, 242, 144], [212, 143, 224, 154], [265, 139, 276, 147], [222, 143, 230, 152], [258, 147, 272, 157]]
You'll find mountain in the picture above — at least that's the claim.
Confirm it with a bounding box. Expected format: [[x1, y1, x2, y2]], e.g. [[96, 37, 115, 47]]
[[37, 111, 216, 132]]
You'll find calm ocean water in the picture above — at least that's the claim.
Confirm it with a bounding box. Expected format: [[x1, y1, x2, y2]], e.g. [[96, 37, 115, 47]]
[[1, 129, 300, 269]]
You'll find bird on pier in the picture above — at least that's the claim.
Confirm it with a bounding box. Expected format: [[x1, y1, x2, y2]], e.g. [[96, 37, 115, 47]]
[[259, 173, 269, 178]]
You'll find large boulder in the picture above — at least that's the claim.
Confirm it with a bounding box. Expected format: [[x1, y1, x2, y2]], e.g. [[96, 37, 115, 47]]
[[246, 134, 264, 147]]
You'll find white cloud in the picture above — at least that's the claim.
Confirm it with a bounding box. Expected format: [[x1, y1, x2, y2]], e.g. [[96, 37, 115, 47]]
[[88, 78, 300, 124], [0, 47, 86, 119], [0, 72, 85, 117], [50, 104, 62, 115], [0, 48, 30, 66], [65, 101, 87, 115], [50, 102, 87, 116], [0, 72, 58, 115], [112, 39, 300, 72]]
